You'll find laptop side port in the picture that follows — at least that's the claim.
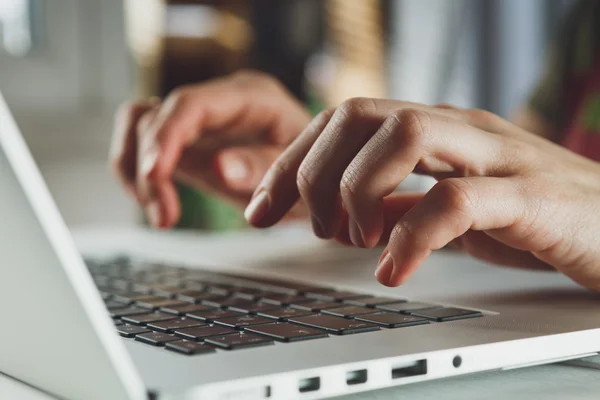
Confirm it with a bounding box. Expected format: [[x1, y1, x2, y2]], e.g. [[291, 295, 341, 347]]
[[298, 376, 320, 393], [391, 359, 427, 379], [346, 369, 368, 386], [213, 385, 271, 399]]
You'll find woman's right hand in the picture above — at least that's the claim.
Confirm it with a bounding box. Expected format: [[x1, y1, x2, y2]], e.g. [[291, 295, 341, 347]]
[[109, 70, 312, 228]]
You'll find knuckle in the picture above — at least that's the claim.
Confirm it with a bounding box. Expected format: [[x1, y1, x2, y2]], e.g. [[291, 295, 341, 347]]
[[388, 108, 430, 147], [468, 108, 494, 120], [434, 178, 476, 214], [167, 86, 192, 104], [466, 108, 502, 126], [336, 97, 371, 122], [435, 102, 458, 110]]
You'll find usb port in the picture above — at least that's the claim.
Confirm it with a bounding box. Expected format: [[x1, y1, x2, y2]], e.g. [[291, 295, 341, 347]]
[[346, 369, 368, 385], [391, 359, 427, 379], [298, 377, 320, 393]]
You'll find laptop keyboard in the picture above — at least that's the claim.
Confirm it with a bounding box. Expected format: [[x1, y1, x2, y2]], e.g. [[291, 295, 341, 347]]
[[86, 257, 483, 356]]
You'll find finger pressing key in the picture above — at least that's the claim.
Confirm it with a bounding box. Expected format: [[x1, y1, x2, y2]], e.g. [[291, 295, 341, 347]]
[[245, 108, 335, 229]]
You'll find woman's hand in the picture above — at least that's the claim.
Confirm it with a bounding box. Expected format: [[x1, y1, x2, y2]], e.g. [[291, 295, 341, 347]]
[[245, 98, 600, 292], [110, 70, 311, 228]]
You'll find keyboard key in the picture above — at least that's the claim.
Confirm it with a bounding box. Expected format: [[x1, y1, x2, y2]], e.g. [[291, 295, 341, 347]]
[[228, 302, 281, 314], [117, 324, 150, 338], [182, 281, 205, 291], [186, 309, 244, 322], [130, 283, 153, 294], [110, 306, 153, 318], [321, 306, 379, 318], [105, 301, 129, 310], [135, 332, 180, 346], [289, 315, 379, 335], [245, 323, 328, 342], [260, 295, 313, 306], [114, 293, 164, 304], [150, 285, 190, 298], [174, 325, 237, 340], [223, 274, 331, 295], [305, 291, 369, 302], [202, 297, 254, 309], [376, 302, 440, 313], [290, 301, 343, 312], [160, 304, 214, 315], [107, 290, 157, 303], [162, 277, 188, 287], [114, 320, 124, 326], [134, 276, 164, 286], [231, 289, 276, 300], [258, 308, 315, 321], [353, 312, 430, 328], [136, 298, 188, 310], [220, 276, 299, 295], [177, 291, 225, 304], [213, 315, 274, 328], [122, 312, 179, 325], [205, 333, 274, 350], [410, 307, 482, 322], [166, 340, 216, 355], [206, 286, 231, 296], [146, 318, 207, 333], [344, 297, 406, 307]]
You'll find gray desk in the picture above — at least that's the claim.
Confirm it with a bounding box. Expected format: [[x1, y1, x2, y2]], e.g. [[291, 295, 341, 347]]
[[3, 226, 599, 399]]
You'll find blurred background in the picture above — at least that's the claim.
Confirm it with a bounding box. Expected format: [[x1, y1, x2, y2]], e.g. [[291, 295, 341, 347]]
[[0, 0, 575, 230]]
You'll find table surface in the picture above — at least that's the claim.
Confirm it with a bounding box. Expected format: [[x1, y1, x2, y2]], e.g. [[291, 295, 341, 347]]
[[3, 226, 600, 400]]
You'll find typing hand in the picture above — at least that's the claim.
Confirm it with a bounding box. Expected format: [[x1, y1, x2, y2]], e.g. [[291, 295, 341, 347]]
[[110, 71, 311, 228], [245, 98, 600, 291]]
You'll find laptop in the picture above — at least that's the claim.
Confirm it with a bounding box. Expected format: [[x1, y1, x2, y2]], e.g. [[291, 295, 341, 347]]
[[1, 92, 600, 400]]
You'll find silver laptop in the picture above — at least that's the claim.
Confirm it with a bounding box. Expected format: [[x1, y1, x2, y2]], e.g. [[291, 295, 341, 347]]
[[1, 92, 600, 400]]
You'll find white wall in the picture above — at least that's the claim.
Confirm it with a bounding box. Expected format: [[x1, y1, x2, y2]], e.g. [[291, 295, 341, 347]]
[[0, 0, 137, 227]]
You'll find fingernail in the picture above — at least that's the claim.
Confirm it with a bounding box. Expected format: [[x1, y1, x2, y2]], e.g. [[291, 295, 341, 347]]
[[375, 250, 394, 285], [244, 190, 270, 224], [311, 215, 326, 238], [222, 154, 249, 184], [146, 200, 161, 228], [348, 218, 366, 248]]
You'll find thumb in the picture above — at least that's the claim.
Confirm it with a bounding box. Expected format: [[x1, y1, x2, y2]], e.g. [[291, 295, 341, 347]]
[[213, 145, 284, 193]]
